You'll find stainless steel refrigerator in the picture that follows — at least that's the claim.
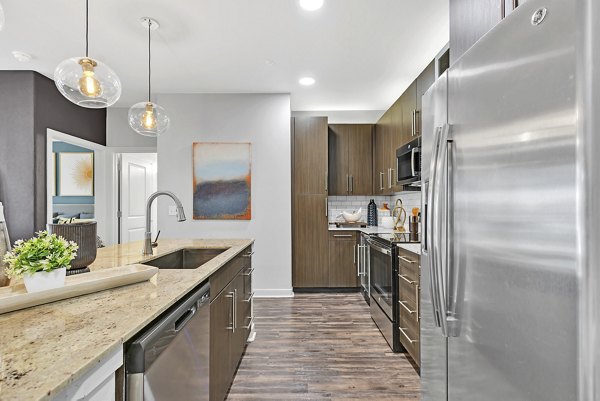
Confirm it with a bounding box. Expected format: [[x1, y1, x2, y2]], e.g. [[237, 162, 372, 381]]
[[421, 0, 583, 399]]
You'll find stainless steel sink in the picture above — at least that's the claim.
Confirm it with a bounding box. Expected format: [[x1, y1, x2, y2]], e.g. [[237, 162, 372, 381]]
[[142, 248, 228, 269]]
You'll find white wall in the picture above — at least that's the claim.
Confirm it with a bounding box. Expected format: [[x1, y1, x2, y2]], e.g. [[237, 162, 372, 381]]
[[156, 93, 292, 297], [106, 107, 157, 149], [292, 110, 385, 124]]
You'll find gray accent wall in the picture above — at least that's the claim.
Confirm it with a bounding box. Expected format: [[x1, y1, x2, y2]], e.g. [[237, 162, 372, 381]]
[[0, 71, 106, 240]]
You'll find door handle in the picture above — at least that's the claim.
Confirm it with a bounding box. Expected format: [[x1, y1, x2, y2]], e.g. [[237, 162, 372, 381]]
[[226, 291, 235, 332], [399, 327, 418, 344], [427, 127, 443, 329], [399, 300, 416, 314], [325, 196, 328, 217], [399, 256, 416, 264], [350, 175, 354, 193], [347, 174, 350, 193], [412, 110, 416, 137], [379, 172, 384, 191], [398, 274, 416, 285]]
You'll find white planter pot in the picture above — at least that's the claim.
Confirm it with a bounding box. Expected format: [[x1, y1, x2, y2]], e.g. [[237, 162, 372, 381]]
[[23, 267, 67, 293]]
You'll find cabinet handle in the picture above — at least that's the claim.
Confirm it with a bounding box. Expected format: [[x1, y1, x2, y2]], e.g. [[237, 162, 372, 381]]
[[415, 110, 421, 136], [399, 255, 415, 264], [350, 175, 354, 193], [353, 244, 356, 264], [244, 292, 255, 303], [412, 110, 416, 137], [242, 267, 254, 276], [347, 174, 350, 193], [379, 172, 384, 191], [501, 0, 506, 18], [356, 244, 361, 277], [399, 300, 416, 314], [399, 327, 418, 344], [234, 289, 237, 331], [325, 196, 328, 217], [243, 316, 255, 330], [325, 171, 328, 192], [226, 291, 235, 332], [398, 274, 416, 285], [243, 251, 254, 258], [334, 234, 353, 238], [389, 168, 395, 189], [416, 284, 420, 321]]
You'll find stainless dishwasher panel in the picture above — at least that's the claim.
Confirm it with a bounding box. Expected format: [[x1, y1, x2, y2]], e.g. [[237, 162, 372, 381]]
[[126, 282, 210, 401]]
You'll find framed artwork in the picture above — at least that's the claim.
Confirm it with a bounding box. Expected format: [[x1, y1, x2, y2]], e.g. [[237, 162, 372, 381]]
[[192, 142, 251, 220], [58, 152, 94, 196]]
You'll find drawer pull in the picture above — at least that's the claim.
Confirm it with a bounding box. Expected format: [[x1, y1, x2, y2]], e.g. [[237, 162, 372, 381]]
[[244, 292, 255, 303], [243, 316, 255, 330], [399, 300, 416, 314], [399, 256, 415, 264], [333, 234, 353, 238], [398, 274, 416, 285], [399, 327, 418, 344], [243, 251, 255, 258], [242, 267, 255, 276], [416, 284, 420, 321]]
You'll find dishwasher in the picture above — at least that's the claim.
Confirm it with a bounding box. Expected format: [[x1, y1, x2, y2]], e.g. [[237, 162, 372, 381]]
[[125, 282, 210, 401]]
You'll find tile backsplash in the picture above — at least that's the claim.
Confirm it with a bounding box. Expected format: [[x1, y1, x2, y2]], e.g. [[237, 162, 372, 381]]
[[328, 191, 422, 230]]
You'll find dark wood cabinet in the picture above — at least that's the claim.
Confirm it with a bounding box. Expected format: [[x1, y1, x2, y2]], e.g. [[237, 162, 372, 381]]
[[328, 124, 373, 195], [210, 246, 253, 401], [328, 231, 359, 287], [292, 117, 330, 288], [416, 60, 436, 138], [373, 112, 392, 195], [397, 247, 420, 367], [450, 0, 524, 65]]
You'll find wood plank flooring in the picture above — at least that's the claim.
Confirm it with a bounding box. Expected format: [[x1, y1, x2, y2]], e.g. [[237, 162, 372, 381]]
[[226, 292, 420, 401]]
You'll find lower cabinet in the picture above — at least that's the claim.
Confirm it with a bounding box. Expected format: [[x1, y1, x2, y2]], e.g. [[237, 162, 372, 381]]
[[328, 231, 360, 287], [210, 246, 253, 401], [397, 247, 420, 366]]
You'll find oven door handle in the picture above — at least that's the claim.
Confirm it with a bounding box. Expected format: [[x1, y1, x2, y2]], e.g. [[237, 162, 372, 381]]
[[366, 239, 391, 256]]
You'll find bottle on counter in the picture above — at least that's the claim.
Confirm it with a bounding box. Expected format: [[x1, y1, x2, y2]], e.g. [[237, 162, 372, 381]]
[[367, 199, 378, 226]]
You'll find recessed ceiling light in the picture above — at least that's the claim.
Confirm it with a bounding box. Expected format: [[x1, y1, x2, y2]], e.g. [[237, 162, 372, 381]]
[[299, 77, 316, 86], [299, 0, 324, 11], [12, 51, 32, 62]]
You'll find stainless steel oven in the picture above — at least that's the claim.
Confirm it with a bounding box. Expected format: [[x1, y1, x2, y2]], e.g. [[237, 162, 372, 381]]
[[396, 136, 421, 185], [367, 236, 400, 351]]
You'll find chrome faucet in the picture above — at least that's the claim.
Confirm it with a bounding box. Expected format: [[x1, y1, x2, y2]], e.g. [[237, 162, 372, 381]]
[[143, 191, 186, 256]]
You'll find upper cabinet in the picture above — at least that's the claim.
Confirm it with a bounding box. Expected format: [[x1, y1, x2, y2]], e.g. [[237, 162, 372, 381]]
[[293, 117, 329, 195], [373, 59, 435, 194], [450, 0, 524, 65], [328, 124, 373, 196]]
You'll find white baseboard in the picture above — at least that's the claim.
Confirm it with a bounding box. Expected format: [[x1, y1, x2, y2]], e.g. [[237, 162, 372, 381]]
[[254, 289, 294, 298]]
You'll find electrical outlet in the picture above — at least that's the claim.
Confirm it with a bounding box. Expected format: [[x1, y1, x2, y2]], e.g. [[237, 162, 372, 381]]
[[168, 205, 177, 216]]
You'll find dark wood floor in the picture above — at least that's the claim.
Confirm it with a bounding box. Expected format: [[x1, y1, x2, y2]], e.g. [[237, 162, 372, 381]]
[[226, 292, 420, 401]]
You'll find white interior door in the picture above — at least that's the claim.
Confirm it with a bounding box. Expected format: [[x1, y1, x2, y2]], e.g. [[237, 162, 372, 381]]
[[120, 153, 157, 244]]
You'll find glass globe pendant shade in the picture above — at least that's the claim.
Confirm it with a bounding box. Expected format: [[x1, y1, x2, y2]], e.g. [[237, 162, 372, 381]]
[[54, 56, 122, 108], [128, 101, 170, 137]]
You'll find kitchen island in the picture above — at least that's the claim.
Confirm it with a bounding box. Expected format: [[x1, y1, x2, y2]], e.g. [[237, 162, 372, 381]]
[[0, 238, 254, 401]]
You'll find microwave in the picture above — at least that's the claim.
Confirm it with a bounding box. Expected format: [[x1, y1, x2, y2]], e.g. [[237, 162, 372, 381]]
[[396, 137, 421, 185]]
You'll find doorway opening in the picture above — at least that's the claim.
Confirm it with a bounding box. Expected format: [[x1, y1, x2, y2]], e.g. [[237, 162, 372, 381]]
[[117, 153, 158, 245]]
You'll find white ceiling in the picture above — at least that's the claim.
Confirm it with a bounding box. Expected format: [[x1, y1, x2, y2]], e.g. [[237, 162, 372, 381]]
[[0, 0, 449, 111]]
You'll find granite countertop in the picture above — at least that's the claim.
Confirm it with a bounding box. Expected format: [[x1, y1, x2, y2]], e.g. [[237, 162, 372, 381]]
[[0, 238, 253, 401], [397, 243, 422, 256]]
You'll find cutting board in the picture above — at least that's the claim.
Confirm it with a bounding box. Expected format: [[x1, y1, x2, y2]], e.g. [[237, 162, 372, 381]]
[[0, 265, 158, 315]]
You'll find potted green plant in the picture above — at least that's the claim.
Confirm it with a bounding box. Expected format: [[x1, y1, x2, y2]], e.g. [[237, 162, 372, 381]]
[[3, 231, 78, 293]]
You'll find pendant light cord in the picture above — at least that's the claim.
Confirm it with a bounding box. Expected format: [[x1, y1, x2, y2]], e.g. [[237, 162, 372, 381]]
[[85, 0, 89, 57], [148, 19, 151, 102]]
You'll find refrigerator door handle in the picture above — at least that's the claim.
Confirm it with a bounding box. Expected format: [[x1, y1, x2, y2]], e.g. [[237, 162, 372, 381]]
[[427, 126, 444, 329]]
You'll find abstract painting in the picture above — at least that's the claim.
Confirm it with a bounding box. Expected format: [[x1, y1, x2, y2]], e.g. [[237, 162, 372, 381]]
[[59, 152, 94, 196], [193, 142, 251, 220]]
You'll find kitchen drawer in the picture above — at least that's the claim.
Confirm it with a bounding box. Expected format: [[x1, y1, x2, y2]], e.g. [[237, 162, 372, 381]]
[[398, 251, 419, 277], [328, 231, 358, 241], [210, 245, 252, 301], [399, 307, 420, 366], [398, 274, 419, 309]]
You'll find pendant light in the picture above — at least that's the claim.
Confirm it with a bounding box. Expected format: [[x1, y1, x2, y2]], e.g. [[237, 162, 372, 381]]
[[54, 0, 121, 108], [128, 18, 170, 137]]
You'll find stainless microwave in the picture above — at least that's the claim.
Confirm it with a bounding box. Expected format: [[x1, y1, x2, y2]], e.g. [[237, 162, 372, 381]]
[[396, 137, 421, 185]]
